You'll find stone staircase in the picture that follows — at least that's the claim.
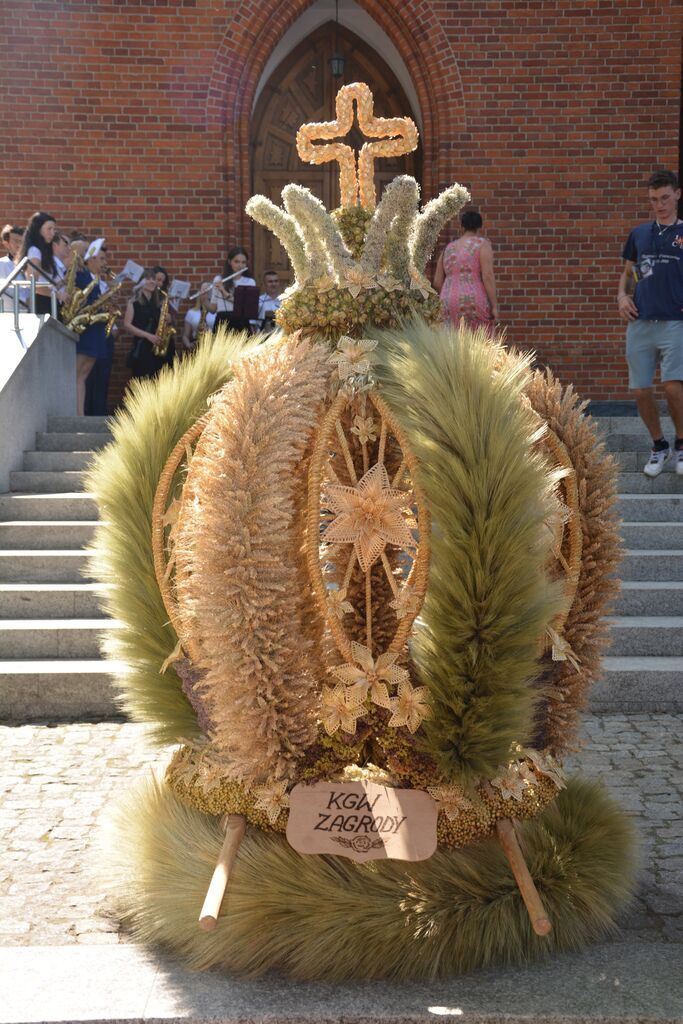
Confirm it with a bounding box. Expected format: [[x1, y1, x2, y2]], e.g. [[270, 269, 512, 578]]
[[0, 413, 681, 721], [0, 416, 123, 720], [593, 415, 683, 713]]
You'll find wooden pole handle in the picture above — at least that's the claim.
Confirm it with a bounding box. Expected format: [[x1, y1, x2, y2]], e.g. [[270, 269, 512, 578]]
[[495, 817, 552, 937], [198, 813, 246, 932]]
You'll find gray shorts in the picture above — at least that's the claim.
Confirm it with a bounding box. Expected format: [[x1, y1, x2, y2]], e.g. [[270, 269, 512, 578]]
[[626, 319, 683, 389]]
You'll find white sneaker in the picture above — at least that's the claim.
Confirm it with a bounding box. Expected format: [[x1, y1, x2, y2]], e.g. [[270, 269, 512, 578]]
[[676, 448, 683, 476], [643, 447, 671, 477]]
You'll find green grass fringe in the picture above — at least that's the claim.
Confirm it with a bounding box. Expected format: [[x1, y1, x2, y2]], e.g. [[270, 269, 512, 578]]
[[85, 329, 256, 744], [372, 320, 565, 786], [104, 773, 636, 980]]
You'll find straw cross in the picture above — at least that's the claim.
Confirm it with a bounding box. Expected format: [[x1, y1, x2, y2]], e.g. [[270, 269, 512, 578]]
[[296, 82, 418, 210]]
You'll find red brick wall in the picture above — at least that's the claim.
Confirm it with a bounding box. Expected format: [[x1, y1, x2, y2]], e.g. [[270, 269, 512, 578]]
[[1, 0, 679, 405]]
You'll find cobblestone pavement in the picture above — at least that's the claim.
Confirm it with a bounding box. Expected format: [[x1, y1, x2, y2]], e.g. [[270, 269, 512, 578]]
[[0, 714, 681, 947]]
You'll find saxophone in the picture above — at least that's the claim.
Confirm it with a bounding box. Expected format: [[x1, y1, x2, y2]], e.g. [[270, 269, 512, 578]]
[[61, 254, 97, 327], [87, 277, 124, 335], [64, 262, 120, 335], [154, 290, 176, 357]]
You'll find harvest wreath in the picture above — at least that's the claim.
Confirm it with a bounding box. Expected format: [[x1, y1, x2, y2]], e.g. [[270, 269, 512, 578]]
[[89, 83, 634, 980]]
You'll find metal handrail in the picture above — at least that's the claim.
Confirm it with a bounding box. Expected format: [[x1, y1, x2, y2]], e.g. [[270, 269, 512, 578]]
[[0, 256, 60, 329]]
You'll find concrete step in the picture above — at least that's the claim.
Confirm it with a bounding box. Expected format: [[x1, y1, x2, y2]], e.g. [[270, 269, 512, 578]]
[[0, 550, 90, 583], [0, 492, 98, 521], [23, 450, 95, 471], [609, 616, 683, 657], [0, 521, 98, 550], [0, 659, 125, 720], [0, 583, 110, 618], [591, 656, 682, 712], [35, 431, 110, 452], [615, 581, 683, 615], [9, 470, 87, 494], [617, 472, 683, 495], [619, 522, 683, 550], [48, 415, 111, 433], [0, 618, 122, 659], [621, 549, 683, 581], [595, 414, 674, 435], [604, 433, 652, 452], [617, 493, 683, 522], [2, 940, 682, 1024], [613, 450, 680, 472]]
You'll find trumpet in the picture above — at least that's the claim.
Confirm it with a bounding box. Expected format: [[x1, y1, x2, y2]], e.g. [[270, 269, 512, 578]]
[[154, 290, 176, 358]]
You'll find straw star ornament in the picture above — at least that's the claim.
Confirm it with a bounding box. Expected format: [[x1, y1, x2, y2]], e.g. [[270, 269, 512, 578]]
[[322, 462, 415, 573]]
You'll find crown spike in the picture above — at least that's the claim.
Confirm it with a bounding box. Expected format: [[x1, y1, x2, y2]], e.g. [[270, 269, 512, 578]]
[[282, 184, 353, 281], [245, 195, 309, 281], [280, 187, 328, 276], [360, 175, 419, 280], [411, 184, 471, 274]]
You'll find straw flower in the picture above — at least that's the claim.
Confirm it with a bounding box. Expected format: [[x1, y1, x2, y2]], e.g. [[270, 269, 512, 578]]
[[490, 764, 530, 802], [390, 586, 422, 620], [328, 587, 354, 620], [320, 683, 366, 736], [329, 642, 409, 708], [409, 269, 434, 300], [522, 748, 567, 790], [386, 679, 431, 733], [343, 266, 379, 298], [252, 779, 290, 824], [351, 414, 377, 445], [328, 336, 378, 380], [427, 783, 473, 821]]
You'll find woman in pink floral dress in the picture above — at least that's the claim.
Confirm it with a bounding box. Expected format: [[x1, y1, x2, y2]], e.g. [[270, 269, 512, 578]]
[[434, 210, 498, 334]]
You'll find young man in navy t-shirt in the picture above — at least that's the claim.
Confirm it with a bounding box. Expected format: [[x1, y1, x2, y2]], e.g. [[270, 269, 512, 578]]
[[618, 170, 683, 477]]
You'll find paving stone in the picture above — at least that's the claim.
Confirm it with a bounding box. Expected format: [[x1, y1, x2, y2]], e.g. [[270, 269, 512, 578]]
[[0, 714, 680, 952], [1, 941, 682, 1024]]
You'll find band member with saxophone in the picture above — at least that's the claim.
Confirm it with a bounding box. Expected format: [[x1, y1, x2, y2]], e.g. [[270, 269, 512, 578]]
[[84, 240, 121, 415], [73, 238, 110, 416], [123, 266, 175, 380]]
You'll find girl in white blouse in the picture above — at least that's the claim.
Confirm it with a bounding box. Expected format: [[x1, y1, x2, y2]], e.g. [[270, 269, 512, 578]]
[[18, 211, 58, 314]]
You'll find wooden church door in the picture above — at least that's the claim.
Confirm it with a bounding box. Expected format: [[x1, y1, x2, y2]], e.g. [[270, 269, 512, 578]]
[[251, 22, 421, 287]]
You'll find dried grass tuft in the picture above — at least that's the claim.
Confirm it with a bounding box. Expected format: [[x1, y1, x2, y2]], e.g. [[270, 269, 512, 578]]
[[524, 369, 622, 753], [174, 335, 331, 784], [372, 319, 566, 787], [85, 330, 255, 743], [104, 771, 636, 979]]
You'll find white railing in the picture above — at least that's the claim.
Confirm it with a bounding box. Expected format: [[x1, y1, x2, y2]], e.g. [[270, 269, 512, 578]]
[[0, 274, 77, 490], [0, 257, 60, 334]]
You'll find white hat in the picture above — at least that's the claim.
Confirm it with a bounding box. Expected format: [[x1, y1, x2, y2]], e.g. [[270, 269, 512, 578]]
[[85, 237, 105, 261]]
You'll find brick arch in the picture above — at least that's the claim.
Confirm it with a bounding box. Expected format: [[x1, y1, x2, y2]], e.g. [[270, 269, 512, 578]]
[[205, 0, 465, 246]]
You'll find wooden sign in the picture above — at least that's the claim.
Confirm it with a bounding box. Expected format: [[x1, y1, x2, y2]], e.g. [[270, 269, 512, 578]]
[[286, 781, 437, 862]]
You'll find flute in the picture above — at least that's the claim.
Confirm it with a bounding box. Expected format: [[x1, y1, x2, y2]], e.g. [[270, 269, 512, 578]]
[[189, 267, 248, 301]]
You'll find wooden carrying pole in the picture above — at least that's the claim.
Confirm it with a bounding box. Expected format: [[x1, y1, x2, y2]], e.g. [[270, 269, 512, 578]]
[[495, 817, 552, 937], [199, 813, 246, 931]]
